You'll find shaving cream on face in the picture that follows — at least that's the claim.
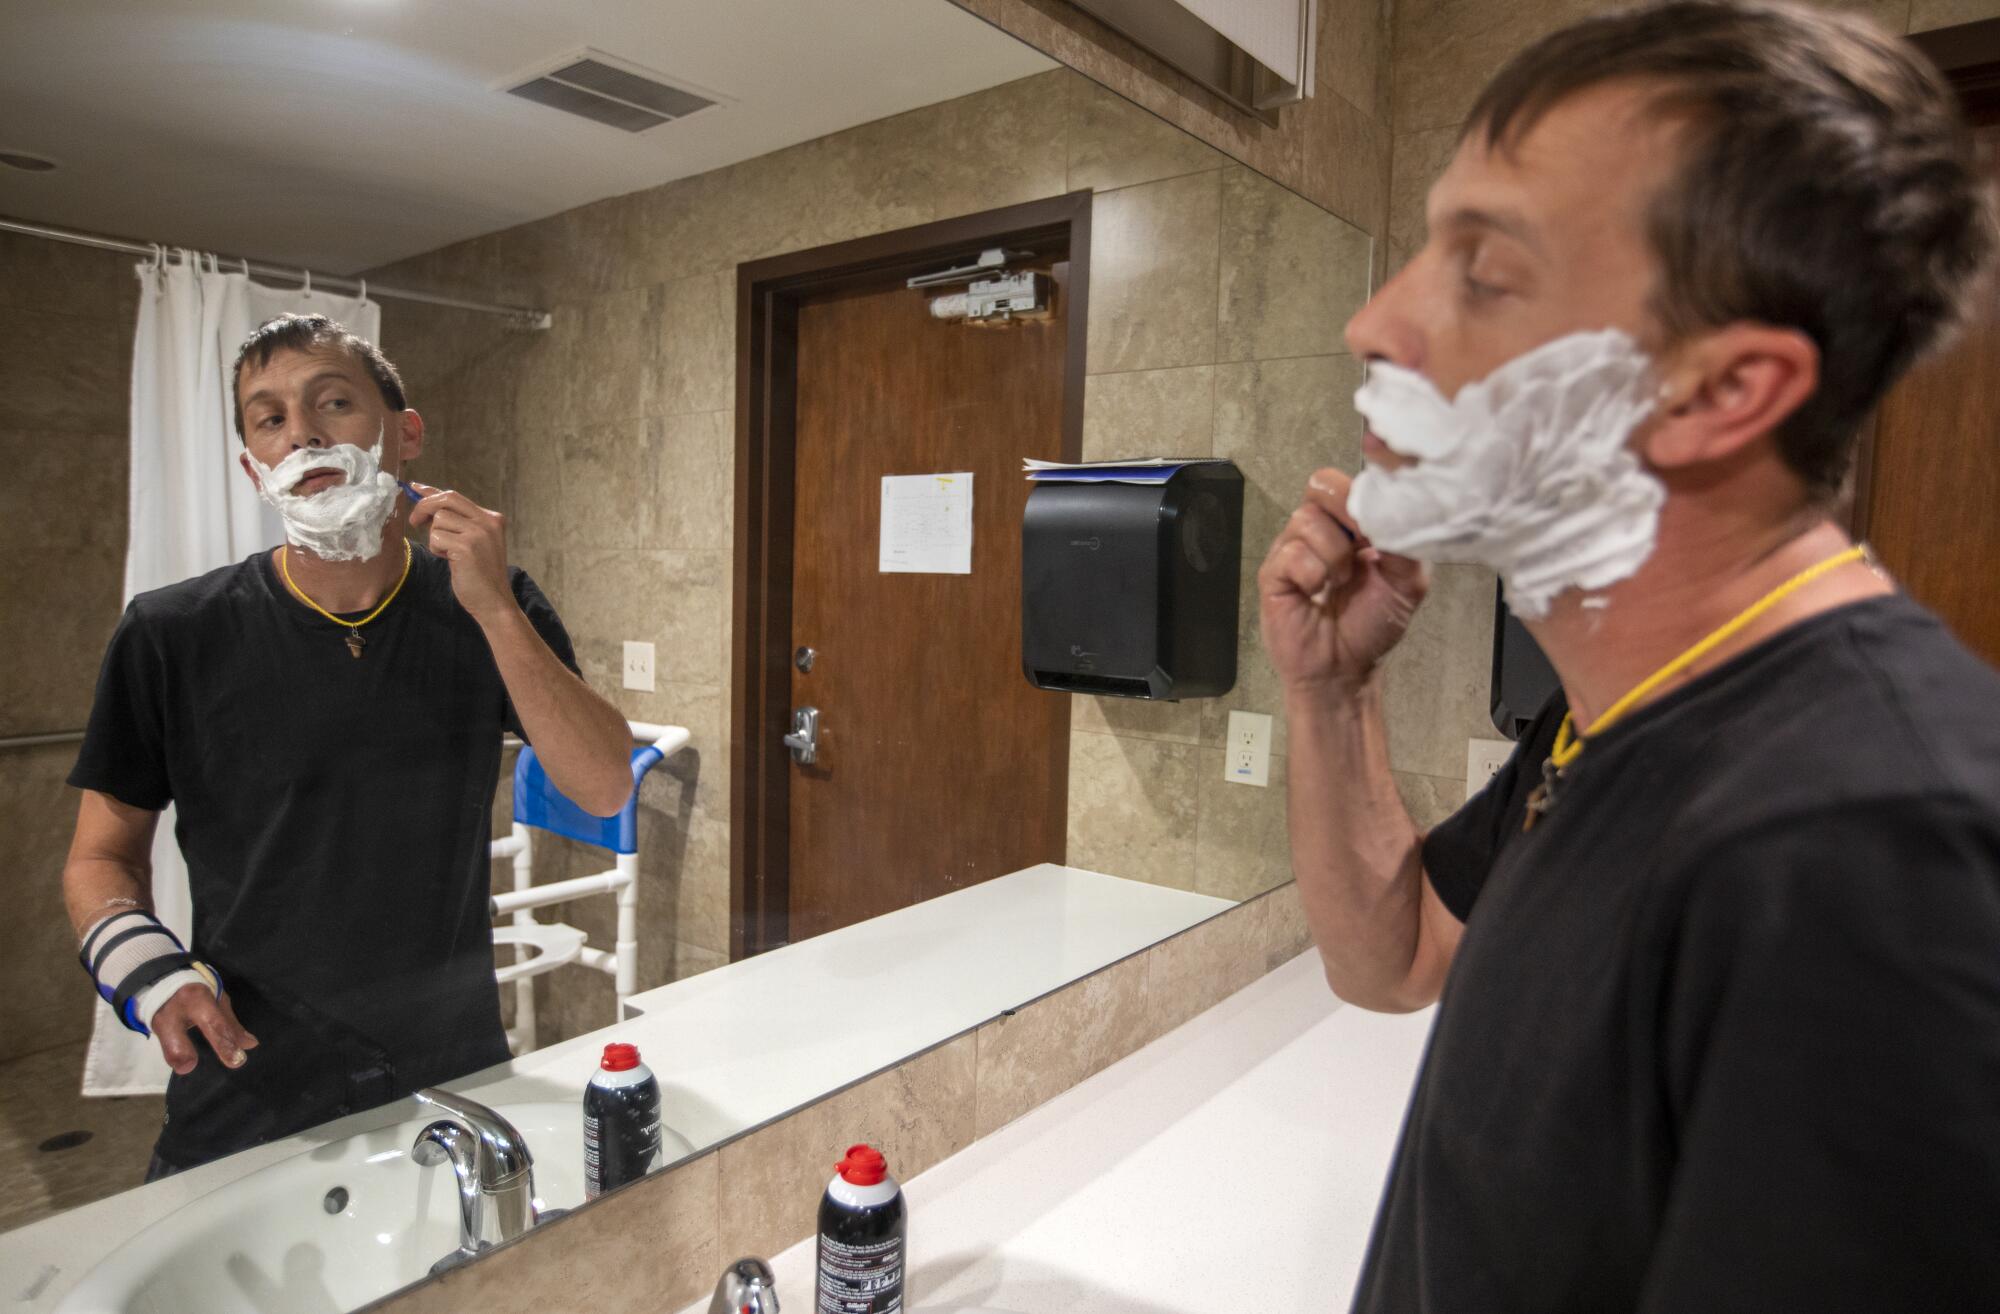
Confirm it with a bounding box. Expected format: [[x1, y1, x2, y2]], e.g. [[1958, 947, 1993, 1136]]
[[247, 422, 401, 562], [1348, 328, 1664, 620]]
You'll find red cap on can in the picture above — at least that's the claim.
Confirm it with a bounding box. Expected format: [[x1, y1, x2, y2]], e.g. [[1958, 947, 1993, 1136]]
[[835, 1144, 888, 1186], [600, 1042, 641, 1072]]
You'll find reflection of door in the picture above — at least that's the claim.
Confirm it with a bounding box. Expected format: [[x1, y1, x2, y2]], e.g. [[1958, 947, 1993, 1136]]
[[1857, 118, 2000, 668], [732, 195, 1091, 957]]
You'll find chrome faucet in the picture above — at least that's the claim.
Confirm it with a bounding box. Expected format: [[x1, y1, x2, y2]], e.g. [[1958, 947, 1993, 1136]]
[[410, 1088, 542, 1272], [709, 1257, 779, 1314]]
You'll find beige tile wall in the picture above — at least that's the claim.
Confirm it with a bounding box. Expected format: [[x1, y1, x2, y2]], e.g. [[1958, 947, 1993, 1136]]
[[358, 880, 1316, 1314], [0, 233, 137, 1065], [372, 68, 1417, 1047]]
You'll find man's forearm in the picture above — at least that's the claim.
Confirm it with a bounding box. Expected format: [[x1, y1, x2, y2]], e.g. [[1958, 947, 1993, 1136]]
[[481, 607, 634, 816], [65, 856, 151, 941], [64, 791, 157, 943], [1286, 676, 1433, 1010]]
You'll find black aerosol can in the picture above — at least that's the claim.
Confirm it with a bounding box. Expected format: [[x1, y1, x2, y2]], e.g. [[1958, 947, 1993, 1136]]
[[583, 1042, 661, 1199], [815, 1143, 906, 1313]]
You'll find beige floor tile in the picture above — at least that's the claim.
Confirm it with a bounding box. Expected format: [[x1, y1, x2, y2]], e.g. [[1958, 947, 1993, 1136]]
[[0, 1041, 163, 1235]]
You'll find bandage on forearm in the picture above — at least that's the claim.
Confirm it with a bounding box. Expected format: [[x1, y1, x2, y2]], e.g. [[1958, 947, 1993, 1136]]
[[78, 910, 219, 1037]]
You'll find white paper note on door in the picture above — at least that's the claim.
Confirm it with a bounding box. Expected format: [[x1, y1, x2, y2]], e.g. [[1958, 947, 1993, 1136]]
[[879, 472, 974, 574]]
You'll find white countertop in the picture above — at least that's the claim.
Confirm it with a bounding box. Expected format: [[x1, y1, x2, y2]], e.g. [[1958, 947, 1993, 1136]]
[[1, 866, 1230, 1310], [681, 951, 1435, 1314]]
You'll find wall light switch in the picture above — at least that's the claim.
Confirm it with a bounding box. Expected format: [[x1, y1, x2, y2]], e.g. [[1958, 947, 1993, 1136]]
[[1225, 710, 1273, 787], [1465, 738, 1514, 801], [622, 641, 656, 693]]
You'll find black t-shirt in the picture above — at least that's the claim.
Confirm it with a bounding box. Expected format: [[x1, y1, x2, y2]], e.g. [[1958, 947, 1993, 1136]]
[[1353, 593, 2000, 1312], [70, 546, 579, 1170]]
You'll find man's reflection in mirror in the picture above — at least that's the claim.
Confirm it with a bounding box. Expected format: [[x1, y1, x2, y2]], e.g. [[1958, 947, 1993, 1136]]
[[63, 314, 634, 1177]]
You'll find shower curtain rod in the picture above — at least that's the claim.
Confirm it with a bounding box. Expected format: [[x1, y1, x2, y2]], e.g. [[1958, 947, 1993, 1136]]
[[0, 215, 553, 329]]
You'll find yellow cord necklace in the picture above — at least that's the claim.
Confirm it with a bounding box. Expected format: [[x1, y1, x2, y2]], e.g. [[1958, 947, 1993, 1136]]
[[1522, 543, 1872, 831], [279, 539, 413, 659]]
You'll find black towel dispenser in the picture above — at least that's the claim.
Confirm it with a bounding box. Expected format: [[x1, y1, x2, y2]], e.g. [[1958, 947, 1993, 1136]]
[[1020, 462, 1244, 700], [1490, 579, 1560, 739]]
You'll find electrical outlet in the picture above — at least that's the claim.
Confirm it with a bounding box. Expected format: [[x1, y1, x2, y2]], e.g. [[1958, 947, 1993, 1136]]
[[1465, 738, 1514, 801], [1224, 710, 1273, 787], [622, 641, 656, 693]]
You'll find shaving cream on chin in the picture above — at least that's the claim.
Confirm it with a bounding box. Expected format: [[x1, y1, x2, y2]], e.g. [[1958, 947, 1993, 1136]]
[[248, 422, 401, 562], [1348, 328, 1665, 620]]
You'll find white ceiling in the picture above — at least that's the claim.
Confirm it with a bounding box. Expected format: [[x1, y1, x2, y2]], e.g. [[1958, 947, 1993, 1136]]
[[0, 0, 1055, 274]]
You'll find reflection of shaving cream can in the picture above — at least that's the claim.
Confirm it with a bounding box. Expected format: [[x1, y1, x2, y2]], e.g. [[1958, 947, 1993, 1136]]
[[582, 1043, 661, 1199]]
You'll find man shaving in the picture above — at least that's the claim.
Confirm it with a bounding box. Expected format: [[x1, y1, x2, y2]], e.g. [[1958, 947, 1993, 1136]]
[[1262, 3, 2000, 1308], [63, 313, 634, 1177]]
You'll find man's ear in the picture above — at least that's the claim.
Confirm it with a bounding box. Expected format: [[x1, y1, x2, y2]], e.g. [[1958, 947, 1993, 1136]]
[[1642, 323, 1819, 471], [239, 451, 262, 491], [395, 409, 424, 464]]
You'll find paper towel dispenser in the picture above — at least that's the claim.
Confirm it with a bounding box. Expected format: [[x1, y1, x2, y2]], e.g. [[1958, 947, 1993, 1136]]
[[1020, 462, 1244, 700], [1491, 579, 1560, 739]]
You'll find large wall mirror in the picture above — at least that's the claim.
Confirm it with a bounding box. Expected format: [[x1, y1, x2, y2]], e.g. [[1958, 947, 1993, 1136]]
[[0, 2, 1436, 1310]]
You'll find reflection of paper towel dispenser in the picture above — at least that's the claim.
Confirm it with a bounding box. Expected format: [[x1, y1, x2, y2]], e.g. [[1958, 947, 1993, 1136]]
[[1020, 462, 1244, 700], [1491, 579, 1559, 739]]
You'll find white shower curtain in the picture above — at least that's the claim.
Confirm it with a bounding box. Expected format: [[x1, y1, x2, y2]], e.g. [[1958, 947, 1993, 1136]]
[[84, 250, 381, 1097]]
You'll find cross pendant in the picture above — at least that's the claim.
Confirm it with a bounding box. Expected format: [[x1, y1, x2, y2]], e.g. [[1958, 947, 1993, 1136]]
[[1522, 758, 1561, 833], [345, 630, 365, 659]]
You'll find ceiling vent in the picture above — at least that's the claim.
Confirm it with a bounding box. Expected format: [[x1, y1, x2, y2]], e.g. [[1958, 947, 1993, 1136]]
[[505, 51, 719, 133]]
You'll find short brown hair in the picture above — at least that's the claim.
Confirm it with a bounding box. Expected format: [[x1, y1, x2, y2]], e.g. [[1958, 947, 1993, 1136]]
[[231, 313, 406, 439], [1467, 0, 1995, 497]]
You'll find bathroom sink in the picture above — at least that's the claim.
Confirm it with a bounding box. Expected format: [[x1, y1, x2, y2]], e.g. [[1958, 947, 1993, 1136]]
[[54, 1101, 694, 1314]]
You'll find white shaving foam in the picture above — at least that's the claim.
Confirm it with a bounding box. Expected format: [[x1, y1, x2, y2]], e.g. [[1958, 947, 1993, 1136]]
[[248, 422, 401, 562], [1348, 328, 1664, 620]]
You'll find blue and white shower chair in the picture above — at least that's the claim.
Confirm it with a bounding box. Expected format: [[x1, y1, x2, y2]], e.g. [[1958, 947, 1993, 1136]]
[[488, 721, 690, 1054]]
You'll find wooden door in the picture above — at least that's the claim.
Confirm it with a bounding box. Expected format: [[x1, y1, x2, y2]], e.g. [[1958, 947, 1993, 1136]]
[[1863, 121, 2000, 668], [733, 196, 1090, 959], [781, 261, 1072, 942]]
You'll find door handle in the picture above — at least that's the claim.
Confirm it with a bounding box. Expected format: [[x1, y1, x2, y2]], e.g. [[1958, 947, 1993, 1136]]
[[783, 706, 820, 765]]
